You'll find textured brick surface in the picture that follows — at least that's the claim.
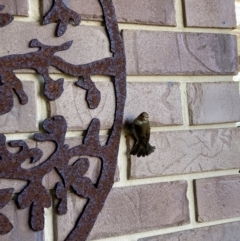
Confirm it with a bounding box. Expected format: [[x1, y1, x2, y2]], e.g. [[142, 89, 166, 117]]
[[187, 82, 240, 125], [139, 222, 240, 241], [195, 175, 240, 222], [183, 0, 236, 28], [50, 81, 115, 130], [55, 182, 189, 240], [0, 81, 38, 133], [125, 82, 183, 126], [1, 201, 44, 241], [0, 22, 111, 73], [54, 193, 87, 241], [123, 30, 238, 75], [88, 182, 189, 239], [51, 82, 183, 130], [0, 0, 29, 16], [43, 0, 176, 26], [130, 128, 240, 178]]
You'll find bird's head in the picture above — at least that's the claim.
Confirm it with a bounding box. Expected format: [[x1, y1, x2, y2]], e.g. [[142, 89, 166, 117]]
[[138, 112, 149, 123]]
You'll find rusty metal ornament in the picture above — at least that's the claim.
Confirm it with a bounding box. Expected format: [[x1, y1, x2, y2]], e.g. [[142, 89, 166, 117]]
[[0, 5, 13, 27], [0, 1, 126, 241]]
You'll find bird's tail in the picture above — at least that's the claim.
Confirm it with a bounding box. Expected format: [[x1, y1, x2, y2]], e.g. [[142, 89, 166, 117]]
[[130, 141, 155, 157]]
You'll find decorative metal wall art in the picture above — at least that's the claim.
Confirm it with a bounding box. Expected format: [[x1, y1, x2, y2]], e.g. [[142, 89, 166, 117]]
[[0, 1, 126, 241]]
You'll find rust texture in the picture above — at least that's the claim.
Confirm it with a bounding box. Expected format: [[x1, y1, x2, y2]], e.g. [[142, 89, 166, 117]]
[[0, 5, 13, 27], [0, 0, 126, 240]]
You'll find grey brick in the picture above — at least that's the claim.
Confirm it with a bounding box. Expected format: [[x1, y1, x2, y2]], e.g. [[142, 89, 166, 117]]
[[195, 175, 240, 222], [55, 182, 189, 240], [187, 82, 240, 125], [125, 82, 183, 126], [0, 0, 29, 16], [130, 128, 240, 178], [139, 222, 240, 241], [43, 0, 176, 26], [183, 0, 236, 28], [123, 30, 238, 75], [0, 81, 38, 133]]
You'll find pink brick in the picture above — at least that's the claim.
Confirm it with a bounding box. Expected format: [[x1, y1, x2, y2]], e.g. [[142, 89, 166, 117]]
[[43, 0, 176, 26], [1, 201, 43, 241], [183, 0, 236, 28], [0, 81, 38, 133], [0, 0, 29, 16], [54, 193, 87, 241], [51, 82, 183, 131], [0, 22, 111, 73], [123, 30, 238, 75], [55, 182, 189, 240], [130, 128, 240, 178], [125, 82, 183, 126], [187, 82, 240, 125], [195, 175, 240, 222], [139, 222, 240, 241], [50, 81, 115, 131]]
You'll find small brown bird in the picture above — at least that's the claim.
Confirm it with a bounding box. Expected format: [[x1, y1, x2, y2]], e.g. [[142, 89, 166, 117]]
[[130, 112, 155, 157]]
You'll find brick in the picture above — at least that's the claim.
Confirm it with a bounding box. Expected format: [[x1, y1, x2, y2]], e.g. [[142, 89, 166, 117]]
[[54, 193, 87, 241], [187, 82, 240, 125], [1, 201, 44, 241], [195, 175, 240, 222], [130, 128, 240, 178], [51, 82, 182, 130], [183, 0, 236, 28], [0, 0, 29, 16], [43, 0, 176, 26], [0, 81, 38, 133], [0, 22, 111, 73], [89, 182, 189, 239], [55, 182, 189, 240], [50, 81, 115, 130], [123, 30, 238, 75], [138, 221, 240, 241], [125, 82, 183, 126]]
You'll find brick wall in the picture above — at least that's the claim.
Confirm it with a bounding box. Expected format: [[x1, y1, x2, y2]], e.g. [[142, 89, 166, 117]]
[[0, 0, 240, 241]]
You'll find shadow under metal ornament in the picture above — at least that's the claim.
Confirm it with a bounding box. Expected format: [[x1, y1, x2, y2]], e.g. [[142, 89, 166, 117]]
[[0, 0, 126, 240]]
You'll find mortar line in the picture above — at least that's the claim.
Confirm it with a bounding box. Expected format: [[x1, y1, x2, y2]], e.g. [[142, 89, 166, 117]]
[[4, 121, 238, 140], [17, 74, 238, 83], [175, 0, 185, 29], [186, 178, 197, 225], [149, 122, 238, 132], [180, 81, 190, 127], [14, 0, 41, 22], [38, 75, 237, 82], [12, 18, 234, 35], [113, 169, 239, 188], [118, 131, 129, 183], [44, 205, 55, 241], [126, 75, 237, 82]]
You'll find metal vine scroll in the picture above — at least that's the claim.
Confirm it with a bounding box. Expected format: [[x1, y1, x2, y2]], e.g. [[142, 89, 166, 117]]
[[0, 0, 126, 240]]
